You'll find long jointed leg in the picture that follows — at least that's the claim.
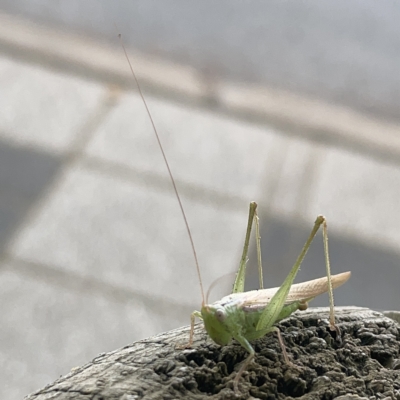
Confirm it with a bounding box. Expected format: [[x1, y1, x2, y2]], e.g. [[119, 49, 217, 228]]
[[232, 333, 256, 393], [254, 204, 264, 290], [322, 218, 336, 331], [181, 310, 202, 349], [232, 327, 290, 392], [256, 215, 335, 333], [233, 202, 258, 294]]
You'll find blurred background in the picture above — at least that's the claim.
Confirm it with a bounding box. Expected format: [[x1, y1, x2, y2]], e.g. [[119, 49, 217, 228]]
[[0, 1, 399, 399]]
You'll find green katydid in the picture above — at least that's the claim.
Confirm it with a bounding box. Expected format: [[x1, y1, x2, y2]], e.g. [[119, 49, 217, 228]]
[[119, 36, 351, 393], [189, 202, 350, 391]]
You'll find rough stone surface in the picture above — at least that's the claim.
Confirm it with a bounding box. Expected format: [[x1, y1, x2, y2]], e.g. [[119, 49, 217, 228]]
[[25, 307, 400, 399]]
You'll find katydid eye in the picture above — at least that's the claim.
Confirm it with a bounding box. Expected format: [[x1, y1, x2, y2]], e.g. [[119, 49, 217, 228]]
[[215, 309, 226, 322]]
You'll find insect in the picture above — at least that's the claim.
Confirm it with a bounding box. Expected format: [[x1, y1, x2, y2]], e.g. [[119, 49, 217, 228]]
[[119, 35, 351, 393]]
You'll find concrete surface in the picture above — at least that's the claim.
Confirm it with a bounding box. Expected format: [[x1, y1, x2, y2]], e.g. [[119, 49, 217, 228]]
[[0, 10, 399, 400]]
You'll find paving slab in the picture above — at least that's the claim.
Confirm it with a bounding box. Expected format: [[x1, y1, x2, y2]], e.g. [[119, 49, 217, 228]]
[[85, 90, 285, 198], [0, 55, 105, 153]]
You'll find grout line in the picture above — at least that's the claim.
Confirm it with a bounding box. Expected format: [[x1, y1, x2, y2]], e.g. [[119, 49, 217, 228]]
[[3, 254, 195, 317], [67, 86, 121, 156], [80, 155, 247, 211]]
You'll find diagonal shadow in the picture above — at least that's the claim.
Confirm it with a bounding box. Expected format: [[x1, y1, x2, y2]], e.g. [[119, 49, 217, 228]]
[[0, 139, 62, 252]]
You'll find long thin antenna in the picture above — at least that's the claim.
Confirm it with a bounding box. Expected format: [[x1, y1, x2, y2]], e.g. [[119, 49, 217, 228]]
[[118, 34, 205, 304]]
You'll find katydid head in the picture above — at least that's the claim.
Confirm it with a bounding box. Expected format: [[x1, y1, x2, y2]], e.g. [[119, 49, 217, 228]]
[[201, 304, 232, 346]]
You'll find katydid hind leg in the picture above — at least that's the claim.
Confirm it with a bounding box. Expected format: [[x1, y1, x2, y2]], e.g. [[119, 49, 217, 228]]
[[233, 202, 258, 294], [322, 218, 336, 331], [254, 206, 264, 290], [256, 215, 332, 332]]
